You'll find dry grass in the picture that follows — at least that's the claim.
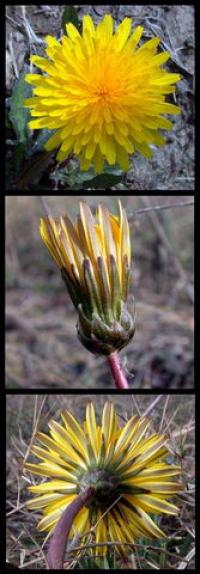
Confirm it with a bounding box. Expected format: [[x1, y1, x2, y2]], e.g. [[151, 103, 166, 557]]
[[6, 195, 194, 389], [6, 394, 195, 569]]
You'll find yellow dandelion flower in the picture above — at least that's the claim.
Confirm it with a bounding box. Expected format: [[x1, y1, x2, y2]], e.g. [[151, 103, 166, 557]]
[[24, 14, 181, 174], [40, 200, 135, 356], [24, 402, 183, 556]]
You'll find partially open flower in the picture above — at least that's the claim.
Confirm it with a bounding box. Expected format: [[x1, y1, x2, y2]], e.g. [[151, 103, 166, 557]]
[[24, 402, 183, 557], [40, 201, 135, 355]]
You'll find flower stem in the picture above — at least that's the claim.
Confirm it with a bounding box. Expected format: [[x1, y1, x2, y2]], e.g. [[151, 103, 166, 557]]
[[108, 352, 129, 389], [46, 486, 95, 569]]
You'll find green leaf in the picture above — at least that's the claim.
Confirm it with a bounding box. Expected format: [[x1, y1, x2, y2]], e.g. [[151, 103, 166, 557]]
[[12, 142, 26, 173], [78, 556, 110, 569], [62, 165, 124, 189], [84, 169, 123, 189], [15, 151, 54, 190], [61, 6, 80, 35], [81, 165, 124, 189], [30, 129, 56, 155], [9, 74, 32, 144], [6, 111, 12, 130]]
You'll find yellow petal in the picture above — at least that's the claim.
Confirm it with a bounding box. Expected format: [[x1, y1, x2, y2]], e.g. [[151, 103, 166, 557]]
[[45, 131, 62, 151], [95, 511, 107, 556], [28, 480, 76, 494], [24, 461, 74, 479], [79, 201, 101, 262], [98, 203, 116, 260], [66, 22, 81, 41], [115, 18, 132, 51], [37, 495, 76, 531], [102, 402, 117, 452], [96, 14, 113, 44], [26, 492, 63, 509], [85, 403, 99, 460], [126, 26, 143, 52], [48, 420, 87, 464], [83, 15, 95, 38], [70, 505, 89, 536], [129, 493, 179, 515]]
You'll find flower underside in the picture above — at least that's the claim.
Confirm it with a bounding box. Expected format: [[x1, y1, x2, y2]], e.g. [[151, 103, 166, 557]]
[[24, 14, 181, 173], [24, 403, 182, 556]]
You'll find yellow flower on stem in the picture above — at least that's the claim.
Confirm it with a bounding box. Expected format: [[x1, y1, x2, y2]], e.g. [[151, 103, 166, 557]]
[[24, 14, 181, 174], [40, 201, 135, 388], [24, 402, 183, 566]]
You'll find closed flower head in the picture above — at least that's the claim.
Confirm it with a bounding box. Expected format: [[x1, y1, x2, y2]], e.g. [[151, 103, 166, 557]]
[[24, 14, 181, 173], [24, 402, 183, 556], [40, 201, 135, 355]]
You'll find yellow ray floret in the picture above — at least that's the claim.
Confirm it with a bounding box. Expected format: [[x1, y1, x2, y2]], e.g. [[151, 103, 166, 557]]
[[24, 14, 181, 173]]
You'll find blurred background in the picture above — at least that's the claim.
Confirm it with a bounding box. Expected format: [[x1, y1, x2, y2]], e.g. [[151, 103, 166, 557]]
[[6, 393, 195, 569], [6, 195, 194, 389]]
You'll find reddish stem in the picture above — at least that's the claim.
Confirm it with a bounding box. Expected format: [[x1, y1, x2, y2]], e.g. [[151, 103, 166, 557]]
[[108, 352, 129, 389], [46, 487, 95, 569]]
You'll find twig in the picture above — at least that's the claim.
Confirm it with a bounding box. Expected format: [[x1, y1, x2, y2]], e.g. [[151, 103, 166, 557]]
[[20, 5, 44, 45], [177, 547, 195, 569], [139, 196, 194, 304], [128, 199, 194, 221], [8, 32, 19, 79], [171, 424, 195, 439], [23, 396, 48, 465], [131, 395, 142, 416], [6, 503, 26, 516], [22, 524, 49, 569], [159, 395, 170, 432], [39, 196, 52, 217], [142, 395, 163, 418], [67, 540, 193, 563], [78, 495, 122, 541]]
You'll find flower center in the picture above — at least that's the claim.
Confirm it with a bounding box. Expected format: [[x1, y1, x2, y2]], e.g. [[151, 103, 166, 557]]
[[95, 86, 109, 99], [78, 468, 119, 508]]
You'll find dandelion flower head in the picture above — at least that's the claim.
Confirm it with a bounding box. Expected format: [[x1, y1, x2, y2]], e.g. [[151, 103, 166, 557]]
[[24, 14, 181, 173], [24, 403, 182, 555]]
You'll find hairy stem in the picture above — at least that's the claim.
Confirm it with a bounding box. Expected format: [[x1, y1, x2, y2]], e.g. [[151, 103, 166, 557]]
[[108, 352, 129, 389], [46, 486, 95, 569]]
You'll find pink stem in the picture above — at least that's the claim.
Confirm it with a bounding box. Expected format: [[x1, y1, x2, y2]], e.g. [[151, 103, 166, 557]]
[[108, 352, 129, 389], [46, 487, 95, 569]]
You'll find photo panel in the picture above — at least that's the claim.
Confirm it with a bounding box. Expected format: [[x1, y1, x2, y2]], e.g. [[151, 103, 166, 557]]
[[6, 4, 194, 192], [6, 393, 195, 569], [6, 195, 194, 390]]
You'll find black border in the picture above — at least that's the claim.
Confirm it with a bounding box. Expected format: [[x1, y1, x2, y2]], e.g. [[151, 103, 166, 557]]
[[4, 0, 198, 571]]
